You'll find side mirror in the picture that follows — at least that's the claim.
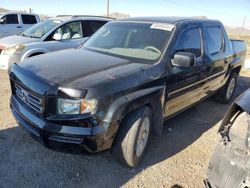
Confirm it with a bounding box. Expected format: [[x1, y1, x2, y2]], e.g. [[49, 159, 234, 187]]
[[172, 52, 196, 68], [0, 19, 5, 24], [52, 33, 62, 40]]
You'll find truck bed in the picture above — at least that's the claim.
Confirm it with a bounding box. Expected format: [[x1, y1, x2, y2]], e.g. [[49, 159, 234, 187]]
[[231, 39, 247, 54], [230, 39, 247, 66]]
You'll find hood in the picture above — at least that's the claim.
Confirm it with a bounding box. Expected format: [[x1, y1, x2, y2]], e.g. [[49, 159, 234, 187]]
[[0, 35, 40, 48], [18, 49, 152, 96]]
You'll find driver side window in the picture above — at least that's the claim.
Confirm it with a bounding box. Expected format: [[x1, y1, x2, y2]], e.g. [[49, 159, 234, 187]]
[[175, 27, 202, 57], [1, 14, 19, 24], [54, 21, 83, 40]]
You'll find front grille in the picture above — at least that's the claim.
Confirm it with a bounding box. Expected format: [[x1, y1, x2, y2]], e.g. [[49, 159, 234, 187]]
[[15, 84, 43, 113]]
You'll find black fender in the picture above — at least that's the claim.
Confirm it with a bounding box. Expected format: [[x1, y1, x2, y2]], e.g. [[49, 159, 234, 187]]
[[103, 86, 165, 135], [226, 58, 242, 77], [219, 88, 250, 138]]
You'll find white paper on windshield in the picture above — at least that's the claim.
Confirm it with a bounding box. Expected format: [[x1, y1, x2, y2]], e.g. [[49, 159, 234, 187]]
[[150, 23, 174, 31]]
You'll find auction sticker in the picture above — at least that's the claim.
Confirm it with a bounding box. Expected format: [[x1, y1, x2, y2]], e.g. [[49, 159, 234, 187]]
[[150, 23, 174, 31]]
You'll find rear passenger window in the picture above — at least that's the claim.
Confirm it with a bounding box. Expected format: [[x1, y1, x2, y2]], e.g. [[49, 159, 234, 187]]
[[206, 27, 223, 54], [3, 14, 18, 24], [86, 21, 107, 36], [175, 27, 201, 57], [21, 15, 37, 24]]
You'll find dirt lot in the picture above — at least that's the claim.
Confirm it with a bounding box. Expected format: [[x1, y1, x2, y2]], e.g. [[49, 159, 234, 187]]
[[0, 69, 250, 188]]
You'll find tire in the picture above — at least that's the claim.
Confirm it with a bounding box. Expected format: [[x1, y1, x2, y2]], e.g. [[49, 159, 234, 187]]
[[112, 106, 152, 167], [214, 72, 238, 104]]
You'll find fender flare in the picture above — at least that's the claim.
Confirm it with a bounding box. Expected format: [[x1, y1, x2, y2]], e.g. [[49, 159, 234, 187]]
[[219, 88, 250, 136], [226, 58, 242, 77], [103, 86, 165, 135]]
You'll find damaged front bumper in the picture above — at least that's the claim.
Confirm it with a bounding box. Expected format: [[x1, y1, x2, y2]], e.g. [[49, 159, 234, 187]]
[[10, 96, 115, 153]]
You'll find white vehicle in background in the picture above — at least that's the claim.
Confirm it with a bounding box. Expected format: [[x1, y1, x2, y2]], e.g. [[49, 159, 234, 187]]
[[0, 12, 40, 38], [0, 15, 112, 70]]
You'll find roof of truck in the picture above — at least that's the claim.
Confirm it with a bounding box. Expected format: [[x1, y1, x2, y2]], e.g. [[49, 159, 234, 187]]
[[120, 16, 221, 25], [1, 12, 38, 16]]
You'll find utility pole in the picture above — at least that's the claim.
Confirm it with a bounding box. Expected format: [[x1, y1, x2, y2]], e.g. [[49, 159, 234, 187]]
[[106, 0, 110, 17], [241, 16, 246, 34]]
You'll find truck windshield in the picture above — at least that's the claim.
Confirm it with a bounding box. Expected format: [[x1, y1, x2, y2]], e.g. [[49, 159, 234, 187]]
[[83, 21, 173, 63], [22, 19, 61, 38]]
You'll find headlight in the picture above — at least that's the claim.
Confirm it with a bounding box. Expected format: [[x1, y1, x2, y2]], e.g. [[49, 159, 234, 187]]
[[57, 98, 97, 115], [2, 44, 26, 55]]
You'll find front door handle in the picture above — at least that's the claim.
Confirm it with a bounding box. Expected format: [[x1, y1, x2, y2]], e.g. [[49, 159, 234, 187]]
[[16, 26, 22, 28], [224, 59, 229, 64]]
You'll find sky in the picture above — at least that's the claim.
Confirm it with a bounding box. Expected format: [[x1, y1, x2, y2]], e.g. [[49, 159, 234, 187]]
[[1, 0, 250, 29]]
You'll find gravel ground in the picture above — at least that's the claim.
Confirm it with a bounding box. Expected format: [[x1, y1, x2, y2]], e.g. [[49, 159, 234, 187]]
[[0, 69, 250, 188]]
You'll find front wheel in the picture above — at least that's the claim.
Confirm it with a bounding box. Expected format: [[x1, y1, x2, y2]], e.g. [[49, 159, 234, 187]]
[[112, 106, 152, 167], [214, 72, 238, 104]]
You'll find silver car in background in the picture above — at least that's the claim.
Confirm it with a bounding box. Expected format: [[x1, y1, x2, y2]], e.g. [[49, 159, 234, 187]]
[[0, 15, 111, 70], [0, 12, 40, 39]]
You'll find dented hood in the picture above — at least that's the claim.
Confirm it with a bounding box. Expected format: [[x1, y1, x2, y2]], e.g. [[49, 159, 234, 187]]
[[12, 49, 152, 97], [19, 49, 147, 85]]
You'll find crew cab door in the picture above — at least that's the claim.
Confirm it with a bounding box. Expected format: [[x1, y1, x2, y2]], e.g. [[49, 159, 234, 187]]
[[202, 25, 229, 93], [0, 14, 22, 38], [165, 26, 206, 117]]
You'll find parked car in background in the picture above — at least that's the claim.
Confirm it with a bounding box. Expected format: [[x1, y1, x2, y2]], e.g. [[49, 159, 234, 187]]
[[205, 89, 250, 188], [0, 12, 40, 38], [9, 17, 246, 167], [0, 15, 111, 70]]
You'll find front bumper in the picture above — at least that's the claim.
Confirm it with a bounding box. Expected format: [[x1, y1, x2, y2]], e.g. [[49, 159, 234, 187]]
[[10, 96, 114, 153], [0, 54, 20, 70]]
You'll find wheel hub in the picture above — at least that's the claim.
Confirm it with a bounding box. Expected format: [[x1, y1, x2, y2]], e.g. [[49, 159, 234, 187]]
[[226, 78, 236, 100], [135, 117, 150, 157]]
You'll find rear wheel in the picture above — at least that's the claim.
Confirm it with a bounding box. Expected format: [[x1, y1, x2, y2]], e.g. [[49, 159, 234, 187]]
[[214, 72, 238, 104], [112, 106, 152, 167]]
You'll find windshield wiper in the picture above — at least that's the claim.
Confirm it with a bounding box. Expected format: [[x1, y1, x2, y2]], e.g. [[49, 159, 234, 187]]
[[18, 33, 31, 38], [19, 33, 41, 39]]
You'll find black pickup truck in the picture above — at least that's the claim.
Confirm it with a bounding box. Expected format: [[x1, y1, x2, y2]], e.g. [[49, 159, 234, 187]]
[[9, 17, 246, 167]]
